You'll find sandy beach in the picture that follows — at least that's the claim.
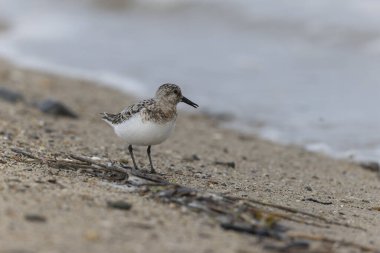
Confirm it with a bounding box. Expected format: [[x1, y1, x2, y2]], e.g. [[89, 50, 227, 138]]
[[0, 59, 380, 253]]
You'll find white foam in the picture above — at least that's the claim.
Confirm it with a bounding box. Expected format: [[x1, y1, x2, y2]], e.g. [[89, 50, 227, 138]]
[[0, 43, 147, 95], [0, 0, 146, 95]]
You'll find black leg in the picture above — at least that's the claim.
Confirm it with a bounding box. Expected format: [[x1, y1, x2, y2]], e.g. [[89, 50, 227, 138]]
[[147, 145, 156, 173], [128, 145, 138, 170]]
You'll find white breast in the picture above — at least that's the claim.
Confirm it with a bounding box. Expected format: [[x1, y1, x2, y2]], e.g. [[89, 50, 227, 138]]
[[112, 114, 176, 146]]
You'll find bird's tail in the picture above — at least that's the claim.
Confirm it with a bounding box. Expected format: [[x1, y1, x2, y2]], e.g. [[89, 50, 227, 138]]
[[100, 112, 116, 126]]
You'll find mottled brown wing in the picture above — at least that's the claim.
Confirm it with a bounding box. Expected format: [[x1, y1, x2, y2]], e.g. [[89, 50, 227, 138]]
[[101, 99, 155, 124]]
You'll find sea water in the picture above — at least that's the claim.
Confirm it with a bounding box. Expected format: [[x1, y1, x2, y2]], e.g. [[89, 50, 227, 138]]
[[0, 0, 380, 162]]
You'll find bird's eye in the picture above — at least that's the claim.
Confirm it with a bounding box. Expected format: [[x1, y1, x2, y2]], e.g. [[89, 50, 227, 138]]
[[174, 90, 179, 95]]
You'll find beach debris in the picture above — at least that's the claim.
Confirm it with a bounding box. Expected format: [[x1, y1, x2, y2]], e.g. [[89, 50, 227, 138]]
[[303, 198, 333, 205], [107, 200, 132, 211], [24, 213, 47, 223], [126, 222, 154, 230], [220, 220, 283, 238], [214, 160, 236, 168], [36, 99, 78, 118], [0, 131, 13, 141], [264, 240, 310, 252], [182, 154, 200, 162], [84, 229, 100, 241], [47, 178, 57, 184], [304, 186, 312, 192], [11, 147, 376, 253], [0, 87, 24, 103], [45, 178, 65, 189], [359, 161, 380, 173], [287, 233, 377, 253]]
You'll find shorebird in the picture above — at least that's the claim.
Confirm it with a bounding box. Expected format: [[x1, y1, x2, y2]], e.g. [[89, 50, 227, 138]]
[[101, 83, 198, 173]]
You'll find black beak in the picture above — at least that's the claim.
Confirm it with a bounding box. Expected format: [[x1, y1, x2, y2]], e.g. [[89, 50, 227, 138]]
[[181, 96, 199, 108]]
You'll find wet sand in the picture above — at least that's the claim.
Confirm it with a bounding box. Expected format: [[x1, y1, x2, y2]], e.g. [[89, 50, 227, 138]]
[[0, 59, 380, 253]]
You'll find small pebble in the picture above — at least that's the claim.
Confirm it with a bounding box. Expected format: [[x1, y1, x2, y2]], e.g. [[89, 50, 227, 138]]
[[182, 154, 200, 162], [47, 178, 57, 184], [214, 161, 236, 168], [36, 99, 78, 118], [192, 154, 200, 161], [0, 87, 23, 103], [24, 214, 47, 223], [359, 161, 380, 172], [107, 200, 132, 211]]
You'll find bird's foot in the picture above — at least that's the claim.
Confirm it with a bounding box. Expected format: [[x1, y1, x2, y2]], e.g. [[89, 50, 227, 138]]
[[132, 167, 140, 174]]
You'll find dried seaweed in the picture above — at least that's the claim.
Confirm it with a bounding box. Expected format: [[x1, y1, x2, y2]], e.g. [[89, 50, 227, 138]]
[[288, 233, 379, 253], [303, 198, 333, 205], [10, 147, 378, 253]]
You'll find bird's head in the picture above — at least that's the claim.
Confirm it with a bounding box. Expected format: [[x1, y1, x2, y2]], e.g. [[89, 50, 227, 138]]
[[156, 83, 198, 108]]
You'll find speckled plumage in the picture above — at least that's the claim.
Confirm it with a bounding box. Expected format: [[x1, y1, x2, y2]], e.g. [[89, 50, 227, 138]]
[[101, 83, 198, 173], [101, 98, 177, 125], [101, 83, 184, 125]]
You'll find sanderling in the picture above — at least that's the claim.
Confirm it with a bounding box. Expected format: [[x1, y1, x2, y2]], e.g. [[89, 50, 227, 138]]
[[101, 83, 198, 173]]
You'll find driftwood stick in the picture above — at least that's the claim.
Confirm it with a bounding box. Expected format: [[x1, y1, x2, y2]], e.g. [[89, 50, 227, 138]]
[[11, 148, 129, 181], [288, 233, 378, 252], [250, 208, 330, 229], [238, 197, 365, 231], [127, 169, 170, 185], [69, 155, 168, 185], [69, 154, 108, 168], [11, 148, 42, 160]]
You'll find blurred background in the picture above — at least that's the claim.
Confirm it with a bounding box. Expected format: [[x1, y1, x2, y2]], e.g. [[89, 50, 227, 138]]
[[0, 0, 379, 162]]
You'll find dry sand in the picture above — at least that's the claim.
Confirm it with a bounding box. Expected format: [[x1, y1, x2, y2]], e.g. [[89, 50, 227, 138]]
[[0, 59, 380, 253]]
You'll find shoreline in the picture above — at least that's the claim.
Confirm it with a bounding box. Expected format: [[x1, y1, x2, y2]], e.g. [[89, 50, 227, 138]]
[[1, 49, 377, 165], [1, 0, 380, 167], [1, 59, 380, 252]]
